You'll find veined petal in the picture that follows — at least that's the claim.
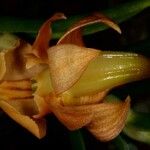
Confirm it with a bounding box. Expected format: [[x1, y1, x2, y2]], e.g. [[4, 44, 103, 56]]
[[32, 13, 66, 59], [48, 44, 100, 94], [0, 79, 33, 100], [0, 100, 46, 139], [86, 97, 130, 141], [45, 93, 93, 130], [57, 12, 121, 45], [45, 93, 130, 138]]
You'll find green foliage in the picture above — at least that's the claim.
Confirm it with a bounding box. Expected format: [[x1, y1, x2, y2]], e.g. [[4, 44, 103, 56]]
[[0, 0, 149, 39]]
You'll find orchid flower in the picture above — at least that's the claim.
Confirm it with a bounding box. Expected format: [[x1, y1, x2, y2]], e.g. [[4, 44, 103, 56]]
[[0, 13, 149, 141]]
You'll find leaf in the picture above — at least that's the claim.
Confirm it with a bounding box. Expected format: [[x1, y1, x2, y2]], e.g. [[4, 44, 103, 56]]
[[48, 44, 100, 94], [57, 12, 121, 45], [124, 126, 150, 144], [0, 100, 46, 139], [124, 110, 150, 144], [69, 130, 86, 150], [112, 135, 137, 150], [0, 0, 149, 38]]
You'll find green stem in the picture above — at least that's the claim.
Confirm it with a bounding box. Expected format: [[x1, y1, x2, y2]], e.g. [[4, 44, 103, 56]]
[[0, 0, 149, 39]]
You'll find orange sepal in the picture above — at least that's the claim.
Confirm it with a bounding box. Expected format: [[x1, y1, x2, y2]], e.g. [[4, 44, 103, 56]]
[[0, 100, 46, 139], [57, 12, 121, 45], [32, 13, 66, 59], [45, 94, 130, 141], [0, 79, 33, 100], [86, 97, 130, 141], [48, 44, 100, 94]]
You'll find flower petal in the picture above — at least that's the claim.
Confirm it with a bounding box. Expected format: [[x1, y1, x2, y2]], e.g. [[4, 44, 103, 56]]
[[57, 29, 84, 46], [48, 44, 100, 94], [57, 12, 121, 45], [0, 79, 33, 100], [32, 13, 66, 59], [86, 97, 130, 141], [0, 100, 46, 139], [0, 52, 6, 80], [32, 69, 53, 118], [0, 33, 20, 51], [45, 94, 130, 138], [0, 40, 47, 80], [45, 93, 93, 130]]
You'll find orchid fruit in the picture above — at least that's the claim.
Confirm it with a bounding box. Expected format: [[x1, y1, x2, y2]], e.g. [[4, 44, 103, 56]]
[[0, 13, 150, 141]]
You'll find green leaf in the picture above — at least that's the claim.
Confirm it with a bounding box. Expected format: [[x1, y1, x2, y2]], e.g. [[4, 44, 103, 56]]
[[124, 126, 150, 144], [0, 0, 149, 39], [69, 130, 86, 150], [126, 110, 150, 130], [124, 110, 150, 144], [111, 135, 137, 150], [112, 135, 130, 150]]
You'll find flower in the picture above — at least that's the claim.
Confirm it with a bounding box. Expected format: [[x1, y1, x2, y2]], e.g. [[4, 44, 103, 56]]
[[0, 13, 149, 141]]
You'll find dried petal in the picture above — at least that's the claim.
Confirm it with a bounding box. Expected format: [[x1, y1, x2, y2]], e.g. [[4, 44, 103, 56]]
[[57, 12, 121, 45], [0, 100, 46, 139], [86, 97, 130, 141], [0, 79, 33, 100], [48, 44, 100, 94], [32, 13, 66, 59]]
